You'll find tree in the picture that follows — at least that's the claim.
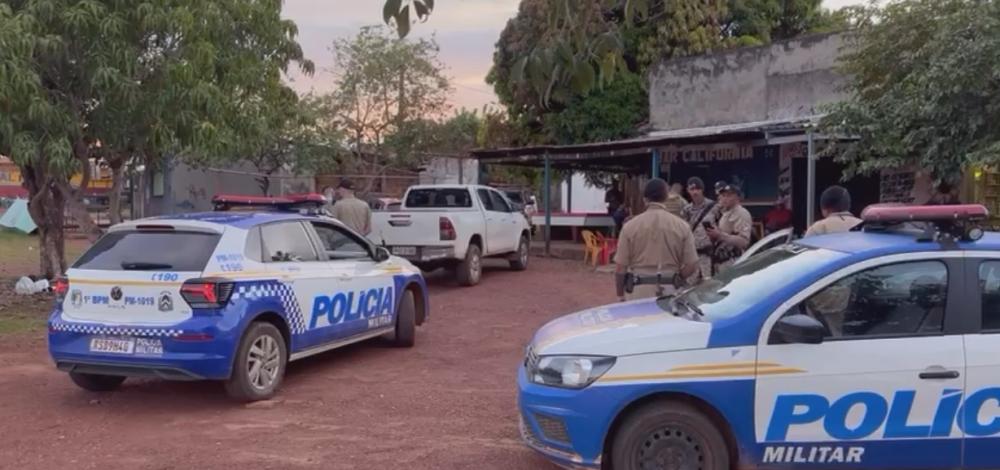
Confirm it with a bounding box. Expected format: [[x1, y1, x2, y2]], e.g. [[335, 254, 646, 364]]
[[231, 88, 343, 196], [543, 73, 647, 145], [487, 0, 840, 150], [820, 0, 1000, 185], [386, 108, 482, 159], [0, 1, 311, 278], [323, 25, 450, 189]]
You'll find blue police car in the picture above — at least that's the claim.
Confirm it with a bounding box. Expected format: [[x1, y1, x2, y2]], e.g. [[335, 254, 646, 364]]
[[518, 204, 1000, 469], [48, 195, 429, 401]]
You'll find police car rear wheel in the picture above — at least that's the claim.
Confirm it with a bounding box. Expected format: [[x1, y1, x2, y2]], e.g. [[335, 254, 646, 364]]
[[225, 322, 287, 402], [611, 401, 729, 470], [69, 372, 126, 392]]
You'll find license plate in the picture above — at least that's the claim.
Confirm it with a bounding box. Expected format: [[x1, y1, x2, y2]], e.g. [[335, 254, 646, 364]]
[[89, 337, 135, 354], [392, 246, 417, 256]]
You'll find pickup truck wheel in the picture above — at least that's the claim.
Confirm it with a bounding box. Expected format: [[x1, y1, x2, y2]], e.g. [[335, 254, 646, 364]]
[[456, 244, 482, 286], [509, 236, 529, 271], [610, 401, 729, 470]]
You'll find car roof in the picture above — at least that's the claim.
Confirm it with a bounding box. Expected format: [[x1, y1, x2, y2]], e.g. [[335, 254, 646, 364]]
[[796, 230, 1000, 258], [146, 211, 311, 230]]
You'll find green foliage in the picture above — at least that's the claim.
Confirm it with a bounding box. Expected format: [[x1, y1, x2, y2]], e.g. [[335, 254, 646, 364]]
[[636, 0, 730, 68], [219, 88, 343, 195], [0, 0, 311, 275], [323, 25, 450, 173], [483, 0, 841, 156], [544, 73, 647, 144], [820, 0, 1000, 183], [382, 0, 435, 38], [1, 0, 312, 171]]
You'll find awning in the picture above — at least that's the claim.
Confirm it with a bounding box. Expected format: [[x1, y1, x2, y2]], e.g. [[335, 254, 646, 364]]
[[470, 116, 825, 172]]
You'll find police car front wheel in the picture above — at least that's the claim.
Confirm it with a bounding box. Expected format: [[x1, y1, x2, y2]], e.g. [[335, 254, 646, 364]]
[[611, 401, 730, 470], [384, 289, 416, 347], [69, 372, 126, 392], [225, 322, 287, 402]]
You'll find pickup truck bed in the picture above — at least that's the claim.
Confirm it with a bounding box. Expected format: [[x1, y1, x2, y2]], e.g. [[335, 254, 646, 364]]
[[369, 185, 532, 286]]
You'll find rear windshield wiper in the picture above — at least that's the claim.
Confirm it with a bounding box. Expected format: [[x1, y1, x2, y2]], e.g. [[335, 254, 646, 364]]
[[121, 261, 174, 270]]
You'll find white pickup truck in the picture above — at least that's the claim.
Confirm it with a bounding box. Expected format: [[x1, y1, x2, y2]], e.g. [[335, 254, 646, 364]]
[[369, 184, 532, 286]]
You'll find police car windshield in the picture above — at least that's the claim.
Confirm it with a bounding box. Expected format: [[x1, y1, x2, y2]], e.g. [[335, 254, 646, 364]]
[[661, 245, 844, 321]]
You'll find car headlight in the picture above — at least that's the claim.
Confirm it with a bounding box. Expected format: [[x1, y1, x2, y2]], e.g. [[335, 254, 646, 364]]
[[527, 355, 616, 389]]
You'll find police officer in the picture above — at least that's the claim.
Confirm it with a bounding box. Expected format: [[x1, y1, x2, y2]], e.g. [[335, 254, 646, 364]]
[[706, 184, 752, 274], [681, 177, 717, 282], [614, 178, 698, 301], [804, 185, 862, 237], [331, 179, 372, 235]]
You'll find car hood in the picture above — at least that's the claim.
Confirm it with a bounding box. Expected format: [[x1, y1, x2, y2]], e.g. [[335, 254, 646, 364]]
[[530, 298, 712, 357]]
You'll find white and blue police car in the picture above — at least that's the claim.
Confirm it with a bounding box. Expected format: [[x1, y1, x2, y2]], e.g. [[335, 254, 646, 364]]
[[48, 194, 429, 401], [519, 204, 1000, 470]]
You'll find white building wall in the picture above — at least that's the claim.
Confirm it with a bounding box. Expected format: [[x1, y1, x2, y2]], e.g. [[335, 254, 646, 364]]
[[560, 173, 606, 213]]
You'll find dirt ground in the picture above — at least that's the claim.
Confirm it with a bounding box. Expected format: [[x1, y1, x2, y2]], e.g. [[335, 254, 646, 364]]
[[0, 257, 614, 470]]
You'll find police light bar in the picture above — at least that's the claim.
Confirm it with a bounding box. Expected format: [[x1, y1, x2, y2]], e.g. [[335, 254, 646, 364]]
[[212, 193, 328, 212], [861, 204, 989, 223], [860, 204, 989, 242]]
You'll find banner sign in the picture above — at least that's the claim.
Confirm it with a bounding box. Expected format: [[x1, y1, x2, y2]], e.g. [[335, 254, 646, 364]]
[[664, 143, 756, 164]]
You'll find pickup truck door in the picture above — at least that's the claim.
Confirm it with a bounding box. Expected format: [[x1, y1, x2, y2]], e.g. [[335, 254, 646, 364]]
[[476, 188, 507, 255], [488, 190, 520, 253]]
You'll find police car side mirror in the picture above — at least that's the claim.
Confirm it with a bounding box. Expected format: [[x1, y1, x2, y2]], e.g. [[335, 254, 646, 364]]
[[374, 246, 391, 262], [770, 313, 825, 345]]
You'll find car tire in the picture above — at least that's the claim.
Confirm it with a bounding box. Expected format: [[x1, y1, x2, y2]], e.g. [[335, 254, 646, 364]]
[[225, 322, 287, 402], [509, 235, 529, 271], [610, 400, 730, 470], [456, 244, 482, 286], [391, 290, 416, 347], [69, 372, 126, 392]]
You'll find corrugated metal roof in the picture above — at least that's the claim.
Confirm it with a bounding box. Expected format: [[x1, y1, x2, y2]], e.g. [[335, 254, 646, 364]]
[[471, 116, 822, 161]]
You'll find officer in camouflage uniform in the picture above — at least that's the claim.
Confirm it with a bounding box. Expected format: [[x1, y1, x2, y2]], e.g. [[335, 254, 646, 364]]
[[706, 184, 752, 274]]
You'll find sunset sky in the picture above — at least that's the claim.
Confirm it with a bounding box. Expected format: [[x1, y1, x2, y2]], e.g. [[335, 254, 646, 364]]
[[282, 0, 865, 111]]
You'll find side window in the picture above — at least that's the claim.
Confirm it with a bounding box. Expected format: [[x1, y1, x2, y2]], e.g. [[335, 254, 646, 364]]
[[261, 222, 319, 262], [798, 260, 948, 338], [244, 227, 262, 262], [477, 189, 496, 211], [979, 261, 1000, 330], [489, 191, 512, 212], [310, 222, 370, 260]]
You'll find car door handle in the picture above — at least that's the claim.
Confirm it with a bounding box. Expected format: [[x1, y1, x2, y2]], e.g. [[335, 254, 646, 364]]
[[919, 369, 960, 380]]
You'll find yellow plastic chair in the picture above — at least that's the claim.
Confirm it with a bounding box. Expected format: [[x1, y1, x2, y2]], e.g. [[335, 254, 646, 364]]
[[581, 230, 603, 266]]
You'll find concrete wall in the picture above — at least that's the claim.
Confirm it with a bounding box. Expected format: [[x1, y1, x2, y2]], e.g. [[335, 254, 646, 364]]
[[419, 157, 479, 185], [649, 32, 849, 131], [146, 160, 314, 216]]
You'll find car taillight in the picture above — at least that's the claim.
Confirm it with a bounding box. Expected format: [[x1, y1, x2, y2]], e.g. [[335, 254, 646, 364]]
[[53, 277, 69, 299], [180, 278, 234, 309], [440, 217, 456, 241]]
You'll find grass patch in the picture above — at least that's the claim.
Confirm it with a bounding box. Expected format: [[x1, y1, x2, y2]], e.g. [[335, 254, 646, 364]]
[[0, 229, 89, 277], [0, 312, 47, 334], [0, 229, 87, 336]]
